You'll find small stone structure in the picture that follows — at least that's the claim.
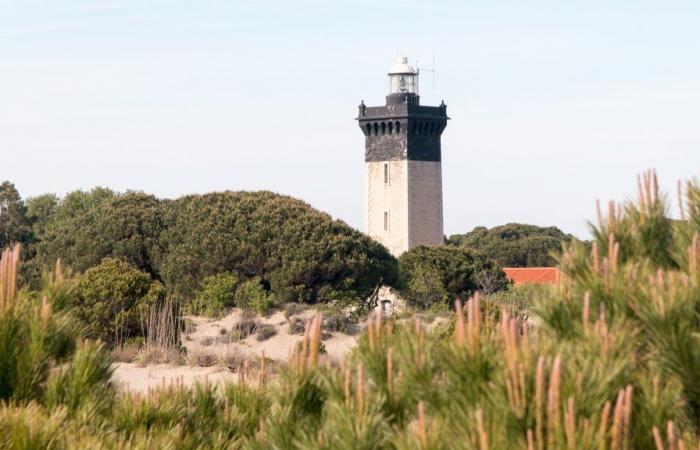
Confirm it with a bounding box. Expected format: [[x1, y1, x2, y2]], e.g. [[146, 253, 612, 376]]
[[374, 285, 406, 317]]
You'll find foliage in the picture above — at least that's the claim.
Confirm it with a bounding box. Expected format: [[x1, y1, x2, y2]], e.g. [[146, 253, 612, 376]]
[[0, 248, 76, 402], [3, 172, 700, 449], [33, 190, 163, 278], [398, 245, 508, 308], [21, 187, 396, 308], [236, 276, 274, 315], [0, 181, 30, 250], [73, 258, 165, 345], [0, 245, 113, 417], [189, 272, 239, 318], [158, 191, 396, 304], [448, 222, 575, 267]]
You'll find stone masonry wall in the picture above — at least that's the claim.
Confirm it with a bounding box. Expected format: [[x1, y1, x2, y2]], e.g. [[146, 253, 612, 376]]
[[407, 161, 444, 248], [365, 160, 409, 257]]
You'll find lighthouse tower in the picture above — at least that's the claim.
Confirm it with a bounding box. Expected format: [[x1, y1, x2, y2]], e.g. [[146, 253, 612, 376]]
[[357, 56, 448, 257]]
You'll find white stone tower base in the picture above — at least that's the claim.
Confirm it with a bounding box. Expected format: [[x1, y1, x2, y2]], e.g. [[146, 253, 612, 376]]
[[365, 160, 444, 257]]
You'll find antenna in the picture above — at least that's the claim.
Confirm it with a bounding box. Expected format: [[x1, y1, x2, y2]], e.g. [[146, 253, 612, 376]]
[[416, 52, 437, 92]]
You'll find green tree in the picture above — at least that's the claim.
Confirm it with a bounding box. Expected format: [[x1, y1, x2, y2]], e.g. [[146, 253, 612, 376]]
[[0, 181, 30, 249], [405, 264, 448, 309], [158, 191, 396, 304], [34, 190, 163, 277], [32, 188, 115, 273], [398, 245, 507, 308], [73, 258, 164, 345], [235, 276, 274, 314], [190, 273, 239, 317], [447, 223, 575, 267], [25, 193, 59, 239], [25, 188, 396, 308]]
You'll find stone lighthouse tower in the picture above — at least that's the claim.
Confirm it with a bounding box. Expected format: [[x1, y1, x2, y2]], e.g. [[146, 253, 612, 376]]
[[357, 56, 448, 257]]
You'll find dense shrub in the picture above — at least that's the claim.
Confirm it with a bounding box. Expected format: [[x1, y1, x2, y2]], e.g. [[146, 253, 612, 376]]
[[397, 245, 507, 308], [189, 272, 239, 317], [73, 258, 165, 344], [447, 222, 575, 267], [236, 276, 274, 314], [157, 191, 397, 303], [0, 182, 31, 250], [17, 186, 397, 307]]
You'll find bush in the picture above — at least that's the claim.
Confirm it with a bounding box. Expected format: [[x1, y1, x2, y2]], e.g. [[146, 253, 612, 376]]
[[0, 245, 113, 410], [236, 277, 274, 315], [111, 344, 140, 363], [230, 312, 259, 340], [45, 340, 115, 415], [255, 324, 278, 341], [186, 348, 217, 367], [218, 349, 246, 371], [323, 313, 350, 333], [283, 302, 306, 320], [447, 223, 575, 267], [15, 188, 398, 309], [397, 245, 507, 308], [73, 258, 164, 345], [33, 189, 163, 276], [189, 273, 239, 318], [287, 317, 306, 335], [157, 191, 397, 303]]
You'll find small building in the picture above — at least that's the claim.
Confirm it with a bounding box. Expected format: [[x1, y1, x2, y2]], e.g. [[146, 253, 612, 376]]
[[374, 285, 406, 317], [503, 268, 560, 286]]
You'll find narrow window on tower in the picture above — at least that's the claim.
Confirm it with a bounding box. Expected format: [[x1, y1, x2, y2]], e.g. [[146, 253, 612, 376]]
[[384, 211, 389, 231], [383, 163, 389, 185]]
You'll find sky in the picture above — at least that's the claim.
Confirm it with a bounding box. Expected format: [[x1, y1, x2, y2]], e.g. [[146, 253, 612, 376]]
[[1, 0, 699, 238]]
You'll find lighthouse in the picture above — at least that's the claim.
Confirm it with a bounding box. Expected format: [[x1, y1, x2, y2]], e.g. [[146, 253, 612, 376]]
[[357, 56, 448, 256]]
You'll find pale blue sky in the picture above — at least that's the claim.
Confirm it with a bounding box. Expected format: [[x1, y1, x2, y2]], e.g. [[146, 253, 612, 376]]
[[1, 0, 699, 238]]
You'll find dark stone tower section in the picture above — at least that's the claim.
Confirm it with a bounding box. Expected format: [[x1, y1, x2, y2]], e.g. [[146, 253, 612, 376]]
[[357, 98, 448, 162]]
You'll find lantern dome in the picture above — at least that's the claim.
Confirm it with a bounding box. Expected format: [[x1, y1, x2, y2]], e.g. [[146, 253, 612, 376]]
[[388, 56, 416, 75]]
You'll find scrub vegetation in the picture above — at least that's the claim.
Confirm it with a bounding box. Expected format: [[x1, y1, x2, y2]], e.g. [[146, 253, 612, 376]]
[[448, 223, 576, 267], [4, 188, 397, 309], [0, 171, 699, 449]]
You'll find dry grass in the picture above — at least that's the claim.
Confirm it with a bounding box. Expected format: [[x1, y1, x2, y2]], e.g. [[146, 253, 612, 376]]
[[287, 317, 306, 335], [111, 344, 140, 363], [323, 313, 350, 333], [135, 297, 183, 366], [255, 324, 277, 341], [200, 336, 215, 346], [231, 313, 258, 340], [283, 302, 307, 320], [186, 348, 218, 367], [217, 348, 248, 371], [135, 346, 185, 366]]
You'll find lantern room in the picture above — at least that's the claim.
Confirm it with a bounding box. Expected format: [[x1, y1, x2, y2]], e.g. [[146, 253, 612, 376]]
[[388, 56, 417, 94]]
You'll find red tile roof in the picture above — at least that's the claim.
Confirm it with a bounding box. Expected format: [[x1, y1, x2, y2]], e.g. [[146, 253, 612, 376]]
[[503, 268, 560, 286]]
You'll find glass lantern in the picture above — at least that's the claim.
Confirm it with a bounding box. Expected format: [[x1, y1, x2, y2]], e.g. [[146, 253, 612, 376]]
[[388, 56, 417, 94]]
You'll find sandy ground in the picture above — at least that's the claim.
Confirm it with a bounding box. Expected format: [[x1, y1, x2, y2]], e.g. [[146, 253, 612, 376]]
[[112, 308, 359, 393]]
